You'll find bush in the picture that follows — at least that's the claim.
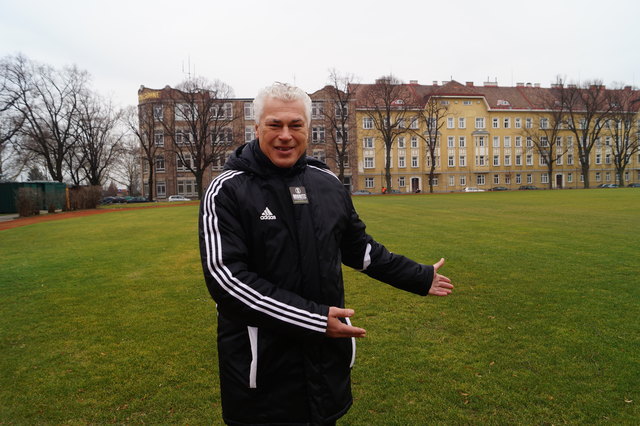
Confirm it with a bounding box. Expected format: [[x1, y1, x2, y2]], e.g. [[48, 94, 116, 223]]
[[16, 187, 42, 217], [68, 186, 102, 210]]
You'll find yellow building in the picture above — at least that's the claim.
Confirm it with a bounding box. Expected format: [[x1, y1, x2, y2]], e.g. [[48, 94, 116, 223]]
[[354, 80, 640, 193]]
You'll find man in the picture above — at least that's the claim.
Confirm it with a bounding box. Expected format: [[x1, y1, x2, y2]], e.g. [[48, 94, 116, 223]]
[[199, 83, 453, 425]]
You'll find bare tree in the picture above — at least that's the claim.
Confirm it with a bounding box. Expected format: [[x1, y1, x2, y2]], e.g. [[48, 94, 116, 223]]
[[126, 104, 159, 201], [6, 55, 88, 182], [74, 91, 124, 186], [110, 135, 141, 196], [321, 69, 357, 184], [356, 75, 413, 191], [561, 80, 614, 188], [522, 82, 569, 189], [0, 56, 25, 149], [410, 87, 449, 193], [160, 76, 236, 199], [606, 85, 640, 186]]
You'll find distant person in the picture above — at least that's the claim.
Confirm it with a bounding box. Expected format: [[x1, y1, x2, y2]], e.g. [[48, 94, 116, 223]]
[[199, 82, 453, 425]]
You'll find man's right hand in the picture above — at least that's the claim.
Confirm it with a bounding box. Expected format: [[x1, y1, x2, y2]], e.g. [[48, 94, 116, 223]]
[[325, 307, 367, 338]]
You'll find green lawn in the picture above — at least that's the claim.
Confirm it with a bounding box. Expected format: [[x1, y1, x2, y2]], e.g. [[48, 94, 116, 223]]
[[1, 189, 638, 424]]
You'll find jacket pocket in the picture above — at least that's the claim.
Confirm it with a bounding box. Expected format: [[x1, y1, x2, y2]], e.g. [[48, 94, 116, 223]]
[[247, 326, 258, 388]]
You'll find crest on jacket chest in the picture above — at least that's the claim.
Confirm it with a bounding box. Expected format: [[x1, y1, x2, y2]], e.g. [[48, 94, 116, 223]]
[[289, 186, 309, 204]]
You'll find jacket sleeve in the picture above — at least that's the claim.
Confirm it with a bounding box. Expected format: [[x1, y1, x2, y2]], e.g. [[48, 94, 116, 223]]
[[340, 195, 434, 296], [199, 171, 329, 340]]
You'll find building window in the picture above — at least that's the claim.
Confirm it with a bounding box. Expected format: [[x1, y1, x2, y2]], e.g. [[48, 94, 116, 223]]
[[154, 131, 164, 147], [411, 156, 418, 167], [156, 181, 166, 197], [244, 102, 254, 120], [475, 117, 485, 129], [516, 174, 522, 184], [526, 137, 533, 148], [398, 156, 406, 168], [460, 175, 467, 186], [398, 176, 406, 187], [177, 153, 193, 172], [476, 155, 486, 166], [449, 175, 455, 186], [504, 118, 511, 128], [312, 101, 324, 119], [213, 103, 233, 119], [448, 136, 455, 148], [312, 150, 326, 163], [458, 117, 466, 129], [505, 175, 511, 184], [363, 116, 373, 129], [515, 136, 522, 147], [155, 155, 165, 173], [492, 118, 499, 128], [541, 173, 549, 184], [493, 155, 500, 166], [526, 154, 533, 166], [493, 136, 500, 148], [493, 174, 500, 184], [312, 126, 325, 144], [363, 137, 374, 148], [527, 174, 533, 184], [567, 154, 574, 165], [409, 117, 419, 129], [175, 130, 190, 145], [177, 179, 196, 197], [463, 100, 472, 105], [335, 103, 348, 118], [459, 155, 466, 167], [556, 154, 563, 165], [365, 177, 374, 188], [525, 118, 532, 129], [215, 127, 233, 145], [448, 155, 455, 167], [504, 155, 511, 166], [477, 175, 485, 185], [447, 117, 454, 129], [153, 104, 163, 120], [504, 136, 511, 148], [411, 136, 419, 148], [540, 118, 549, 129], [515, 118, 521, 128], [364, 157, 374, 168], [568, 173, 573, 183], [212, 152, 227, 170], [245, 126, 256, 142], [476, 136, 486, 147], [515, 155, 522, 166], [398, 137, 406, 148], [595, 153, 602, 165], [459, 136, 466, 148]]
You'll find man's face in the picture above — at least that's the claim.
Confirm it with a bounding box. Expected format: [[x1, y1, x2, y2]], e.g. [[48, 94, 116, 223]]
[[255, 97, 309, 168]]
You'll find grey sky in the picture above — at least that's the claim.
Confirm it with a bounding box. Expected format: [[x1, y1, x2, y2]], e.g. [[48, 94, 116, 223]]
[[1, 0, 638, 108]]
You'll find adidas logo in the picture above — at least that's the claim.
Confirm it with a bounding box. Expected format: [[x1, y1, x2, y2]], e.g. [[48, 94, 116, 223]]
[[260, 207, 276, 220]]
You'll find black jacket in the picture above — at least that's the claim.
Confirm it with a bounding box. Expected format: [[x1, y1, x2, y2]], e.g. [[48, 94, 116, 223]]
[[199, 141, 434, 425]]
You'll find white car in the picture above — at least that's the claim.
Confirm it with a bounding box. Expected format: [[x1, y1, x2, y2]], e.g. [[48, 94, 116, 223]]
[[168, 195, 191, 202], [463, 187, 485, 192]]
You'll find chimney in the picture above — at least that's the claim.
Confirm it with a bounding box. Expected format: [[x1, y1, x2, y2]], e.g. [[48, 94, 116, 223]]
[[526, 83, 532, 88], [410, 80, 418, 85], [433, 81, 438, 86], [516, 82, 525, 87], [483, 81, 498, 87], [466, 81, 474, 87]]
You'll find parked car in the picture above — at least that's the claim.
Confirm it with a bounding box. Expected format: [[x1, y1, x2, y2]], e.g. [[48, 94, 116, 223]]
[[463, 187, 484, 192], [351, 190, 372, 195], [597, 183, 619, 188], [489, 186, 509, 191], [518, 185, 539, 190], [126, 196, 148, 203], [168, 195, 191, 202], [628, 183, 640, 188]]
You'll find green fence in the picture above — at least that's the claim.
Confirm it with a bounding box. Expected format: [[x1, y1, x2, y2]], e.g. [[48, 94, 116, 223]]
[[0, 181, 67, 214]]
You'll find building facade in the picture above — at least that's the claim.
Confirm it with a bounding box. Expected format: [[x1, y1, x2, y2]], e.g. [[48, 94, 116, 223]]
[[138, 80, 639, 199], [353, 80, 640, 193]]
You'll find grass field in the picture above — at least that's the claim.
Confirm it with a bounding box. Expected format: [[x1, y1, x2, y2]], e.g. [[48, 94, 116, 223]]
[[1, 189, 639, 424]]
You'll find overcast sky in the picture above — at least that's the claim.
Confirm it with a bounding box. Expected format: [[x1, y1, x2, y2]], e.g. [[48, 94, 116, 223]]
[[1, 0, 639, 108]]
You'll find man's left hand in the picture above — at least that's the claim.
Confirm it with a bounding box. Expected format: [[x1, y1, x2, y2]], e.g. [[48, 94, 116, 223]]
[[429, 258, 453, 296]]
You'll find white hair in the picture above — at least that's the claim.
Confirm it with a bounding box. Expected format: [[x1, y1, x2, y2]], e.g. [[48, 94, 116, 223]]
[[253, 82, 312, 125]]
